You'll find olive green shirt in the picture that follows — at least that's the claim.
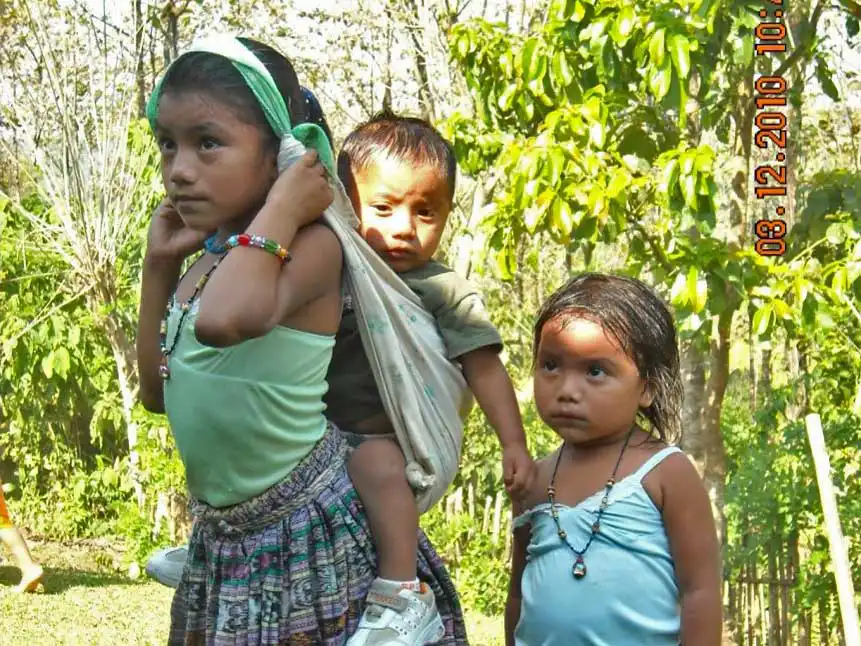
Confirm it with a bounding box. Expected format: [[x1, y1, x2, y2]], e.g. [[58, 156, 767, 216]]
[[324, 260, 502, 430]]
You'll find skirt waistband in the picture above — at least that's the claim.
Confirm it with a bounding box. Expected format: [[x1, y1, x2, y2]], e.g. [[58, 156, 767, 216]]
[[192, 424, 348, 537]]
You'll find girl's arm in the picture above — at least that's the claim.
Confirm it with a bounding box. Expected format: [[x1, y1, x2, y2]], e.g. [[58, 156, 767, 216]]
[[194, 222, 341, 346], [659, 453, 723, 645], [504, 500, 529, 646], [195, 151, 337, 346], [137, 256, 181, 412]]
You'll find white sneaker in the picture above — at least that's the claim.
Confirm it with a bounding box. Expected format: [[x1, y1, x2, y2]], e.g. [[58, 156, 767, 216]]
[[144, 545, 188, 588], [347, 578, 445, 646]]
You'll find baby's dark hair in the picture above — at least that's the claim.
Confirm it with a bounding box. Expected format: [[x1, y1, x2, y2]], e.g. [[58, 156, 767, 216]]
[[158, 37, 333, 150], [533, 273, 683, 442], [337, 111, 457, 203]]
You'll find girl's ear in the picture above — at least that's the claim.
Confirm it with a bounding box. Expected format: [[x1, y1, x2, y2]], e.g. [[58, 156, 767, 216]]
[[638, 379, 655, 409]]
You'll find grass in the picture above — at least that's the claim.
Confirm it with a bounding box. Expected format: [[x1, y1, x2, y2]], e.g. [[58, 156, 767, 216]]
[[0, 539, 504, 645]]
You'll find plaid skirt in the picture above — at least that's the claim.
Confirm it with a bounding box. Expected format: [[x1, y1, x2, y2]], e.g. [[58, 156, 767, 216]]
[[169, 426, 469, 645]]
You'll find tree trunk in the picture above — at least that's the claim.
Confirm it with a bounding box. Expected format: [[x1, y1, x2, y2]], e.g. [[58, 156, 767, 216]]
[[97, 304, 145, 509], [399, 0, 436, 121], [134, 0, 146, 117], [681, 311, 731, 547], [768, 541, 781, 645], [453, 173, 498, 279]]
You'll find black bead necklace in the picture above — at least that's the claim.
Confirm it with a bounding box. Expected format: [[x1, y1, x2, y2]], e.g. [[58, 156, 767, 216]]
[[546, 427, 635, 579], [158, 254, 226, 380]]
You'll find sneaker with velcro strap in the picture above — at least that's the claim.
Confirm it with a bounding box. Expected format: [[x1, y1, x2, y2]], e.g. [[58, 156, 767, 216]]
[[346, 577, 445, 646]]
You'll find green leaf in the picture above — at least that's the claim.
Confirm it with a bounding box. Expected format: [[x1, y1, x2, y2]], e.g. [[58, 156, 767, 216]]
[[650, 61, 672, 100], [498, 84, 518, 111], [827, 223, 845, 245], [611, 7, 636, 46], [752, 303, 773, 336], [732, 34, 753, 66], [680, 173, 698, 210], [494, 247, 514, 280], [832, 267, 848, 295], [457, 35, 470, 59], [847, 16, 860, 38], [576, 215, 598, 239], [524, 205, 543, 233], [816, 61, 839, 101], [671, 272, 688, 306], [690, 272, 708, 313], [621, 154, 650, 174], [572, 0, 586, 22], [500, 50, 515, 77], [589, 121, 605, 148], [522, 38, 541, 82], [41, 352, 54, 379], [668, 34, 691, 79], [550, 197, 575, 238], [659, 158, 680, 196], [53, 347, 71, 379], [548, 148, 566, 184], [606, 169, 630, 199], [588, 185, 606, 218], [772, 299, 792, 320], [552, 50, 574, 88], [649, 29, 666, 66]]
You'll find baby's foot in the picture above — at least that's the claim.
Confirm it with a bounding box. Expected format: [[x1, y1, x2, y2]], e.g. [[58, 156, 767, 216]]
[[15, 564, 43, 593]]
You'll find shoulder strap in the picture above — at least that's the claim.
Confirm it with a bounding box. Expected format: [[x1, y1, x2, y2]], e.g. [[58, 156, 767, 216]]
[[633, 446, 684, 483]]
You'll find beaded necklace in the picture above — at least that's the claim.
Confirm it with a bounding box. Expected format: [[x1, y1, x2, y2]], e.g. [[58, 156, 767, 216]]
[[158, 253, 226, 380], [203, 233, 228, 255], [547, 427, 635, 579]]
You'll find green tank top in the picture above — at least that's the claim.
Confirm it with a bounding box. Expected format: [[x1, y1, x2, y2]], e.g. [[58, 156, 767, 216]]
[[163, 302, 335, 508]]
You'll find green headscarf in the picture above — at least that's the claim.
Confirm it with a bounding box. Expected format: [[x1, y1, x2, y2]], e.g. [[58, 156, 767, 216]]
[[145, 34, 335, 175]]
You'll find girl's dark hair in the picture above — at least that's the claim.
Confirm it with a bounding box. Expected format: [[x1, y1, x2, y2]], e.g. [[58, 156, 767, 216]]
[[158, 37, 332, 150], [533, 273, 683, 442], [337, 111, 457, 203]]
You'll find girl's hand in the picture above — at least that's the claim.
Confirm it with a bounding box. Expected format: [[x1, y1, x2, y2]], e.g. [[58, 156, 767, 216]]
[[265, 150, 333, 230], [146, 199, 208, 264]]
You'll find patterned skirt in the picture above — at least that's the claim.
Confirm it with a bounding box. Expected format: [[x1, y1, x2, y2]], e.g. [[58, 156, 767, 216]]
[[169, 426, 469, 645]]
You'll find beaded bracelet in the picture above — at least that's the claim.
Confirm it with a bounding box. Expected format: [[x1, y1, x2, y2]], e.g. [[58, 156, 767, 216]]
[[225, 233, 292, 264]]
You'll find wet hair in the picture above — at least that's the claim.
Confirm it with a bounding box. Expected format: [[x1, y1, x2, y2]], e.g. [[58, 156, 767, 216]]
[[337, 111, 457, 203], [158, 37, 332, 151], [533, 273, 683, 442]]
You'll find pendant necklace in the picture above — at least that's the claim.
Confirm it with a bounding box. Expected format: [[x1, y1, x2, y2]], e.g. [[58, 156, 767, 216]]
[[546, 427, 634, 579]]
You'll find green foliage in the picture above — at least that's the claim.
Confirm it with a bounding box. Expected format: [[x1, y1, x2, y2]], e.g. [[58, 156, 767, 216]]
[[445, 0, 733, 279], [424, 507, 510, 615]]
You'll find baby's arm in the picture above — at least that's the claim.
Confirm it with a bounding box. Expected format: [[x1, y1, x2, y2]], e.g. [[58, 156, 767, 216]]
[[459, 348, 536, 496], [660, 453, 723, 645]]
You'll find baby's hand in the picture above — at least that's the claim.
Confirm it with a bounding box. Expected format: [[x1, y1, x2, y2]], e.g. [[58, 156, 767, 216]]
[[502, 444, 537, 500], [265, 149, 333, 229]]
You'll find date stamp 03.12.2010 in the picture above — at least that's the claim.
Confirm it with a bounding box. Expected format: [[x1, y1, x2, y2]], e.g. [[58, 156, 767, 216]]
[[753, 0, 790, 257]]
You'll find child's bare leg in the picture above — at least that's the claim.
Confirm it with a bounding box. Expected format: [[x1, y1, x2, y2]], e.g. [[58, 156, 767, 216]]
[[348, 437, 418, 583], [0, 527, 44, 592]]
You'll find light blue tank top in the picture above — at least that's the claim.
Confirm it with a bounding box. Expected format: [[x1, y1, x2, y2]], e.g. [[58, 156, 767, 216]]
[[514, 446, 683, 646], [163, 301, 335, 508]]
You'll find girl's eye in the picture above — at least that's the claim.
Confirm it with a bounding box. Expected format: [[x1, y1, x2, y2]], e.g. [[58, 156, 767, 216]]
[[587, 364, 606, 378], [542, 359, 559, 372], [372, 204, 391, 214], [200, 138, 220, 151], [158, 138, 176, 153], [417, 208, 432, 218]]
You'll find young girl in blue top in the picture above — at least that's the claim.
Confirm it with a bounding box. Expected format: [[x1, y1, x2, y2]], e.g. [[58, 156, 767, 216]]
[[136, 35, 467, 645], [507, 273, 722, 646]]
